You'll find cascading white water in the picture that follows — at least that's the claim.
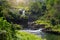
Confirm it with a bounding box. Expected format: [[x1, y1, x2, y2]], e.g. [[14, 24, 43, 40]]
[[20, 28, 45, 38], [22, 10, 25, 16], [19, 9, 25, 16]]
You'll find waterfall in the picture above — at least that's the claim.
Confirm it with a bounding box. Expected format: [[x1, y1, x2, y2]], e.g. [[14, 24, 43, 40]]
[[22, 10, 25, 16], [19, 9, 25, 16]]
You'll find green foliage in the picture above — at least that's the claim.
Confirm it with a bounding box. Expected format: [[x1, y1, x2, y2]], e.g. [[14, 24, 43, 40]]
[[16, 31, 42, 40], [0, 17, 42, 40], [0, 0, 11, 17], [34, 0, 60, 32], [29, 2, 43, 17], [0, 0, 60, 40], [0, 17, 15, 40], [13, 24, 22, 30], [35, 19, 51, 28]]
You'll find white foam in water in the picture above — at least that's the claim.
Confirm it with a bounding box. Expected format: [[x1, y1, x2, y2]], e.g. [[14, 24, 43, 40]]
[[20, 28, 45, 37], [22, 10, 25, 16]]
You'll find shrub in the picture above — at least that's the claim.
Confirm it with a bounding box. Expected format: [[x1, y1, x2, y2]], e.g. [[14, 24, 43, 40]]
[[0, 17, 16, 40]]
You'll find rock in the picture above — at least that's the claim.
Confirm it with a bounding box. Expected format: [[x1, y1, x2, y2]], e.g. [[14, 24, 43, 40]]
[[41, 27, 60, 35], [28, 22, 45, 30]]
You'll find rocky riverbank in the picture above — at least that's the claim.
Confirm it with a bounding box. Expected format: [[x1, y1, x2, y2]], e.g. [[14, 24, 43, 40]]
[[42, 28, 60, 35]]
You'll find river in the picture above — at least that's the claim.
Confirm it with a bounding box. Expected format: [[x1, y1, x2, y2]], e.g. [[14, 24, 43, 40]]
[[20, 29, 60, 40], [20, 28, 45, 37], [19, 9, 60, 40]]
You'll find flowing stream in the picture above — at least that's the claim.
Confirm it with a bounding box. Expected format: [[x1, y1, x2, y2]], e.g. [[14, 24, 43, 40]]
[[19, 9, 60, 40], [20, 10, 45, 38], [20, 28, 60, 40], [20, 28, 45, 37]]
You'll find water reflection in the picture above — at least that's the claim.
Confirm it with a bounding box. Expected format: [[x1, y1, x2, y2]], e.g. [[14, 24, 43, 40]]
[[45, 33, 60, 40]]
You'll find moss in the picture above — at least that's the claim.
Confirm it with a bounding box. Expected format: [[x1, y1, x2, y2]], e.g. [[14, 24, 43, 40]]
[[16, 31, 42, 40]]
